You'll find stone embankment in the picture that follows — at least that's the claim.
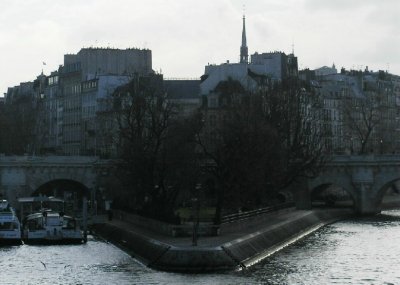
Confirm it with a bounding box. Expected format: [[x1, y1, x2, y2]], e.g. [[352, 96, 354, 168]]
[[92, 208, 354, 272]]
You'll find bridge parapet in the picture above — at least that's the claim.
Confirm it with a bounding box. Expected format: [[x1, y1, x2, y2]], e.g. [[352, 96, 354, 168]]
[[329, 155, 400, 164], [0, 155, 101, 165], [0, 155, 113, 208], [309, 155, 400, 215]]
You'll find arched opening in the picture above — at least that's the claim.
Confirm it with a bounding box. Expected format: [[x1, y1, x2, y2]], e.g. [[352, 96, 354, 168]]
[[311, 183, 354, 208], [33, 179, 90, 215], [376, 180, 400, 210]]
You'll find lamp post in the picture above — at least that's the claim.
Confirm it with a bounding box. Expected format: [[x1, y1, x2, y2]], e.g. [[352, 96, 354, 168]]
[[350, 137, 353, 154], [192, 183, 202, 246], [361, 140, 364, 154], [380, 139, 383, 154]]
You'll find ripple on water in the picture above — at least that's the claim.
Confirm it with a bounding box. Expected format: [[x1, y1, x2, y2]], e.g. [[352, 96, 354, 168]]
[[0, 236, 254, 285], [245, 210, 400, 284]]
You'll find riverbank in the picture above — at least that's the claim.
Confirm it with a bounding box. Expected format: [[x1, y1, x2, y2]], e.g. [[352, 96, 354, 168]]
[[92, 207, 354, 272]]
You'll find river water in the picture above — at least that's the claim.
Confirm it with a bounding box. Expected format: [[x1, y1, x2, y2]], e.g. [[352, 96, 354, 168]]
[[2, 210, 400, 285]]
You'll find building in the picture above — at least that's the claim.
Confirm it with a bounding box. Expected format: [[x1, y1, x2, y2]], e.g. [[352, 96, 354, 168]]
[[3, 80, 38, 154], [3, 46, 203, 157], [200, 15, 298, 99], [250, 51, 298, 79], [5, 81, 34, 104], [64, 47, 152, 79], [313, 69, 397, 154], [314, 64, 337, 77], [391, 74, 400, 151], [40, 71, 62, 153], [164, 79, 201, 117], [81, 75, 131, 155], [56, 47, 153, 155], [2, 47, 153, 156]]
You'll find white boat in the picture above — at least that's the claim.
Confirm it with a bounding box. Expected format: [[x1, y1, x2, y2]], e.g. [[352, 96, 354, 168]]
[[22, 211, 83, 244], [0, 200, 22, 245], [19, 197, 84, 244]]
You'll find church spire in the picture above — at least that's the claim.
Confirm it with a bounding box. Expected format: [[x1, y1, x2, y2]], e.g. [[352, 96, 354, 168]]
[[240, 15, 248, 64]]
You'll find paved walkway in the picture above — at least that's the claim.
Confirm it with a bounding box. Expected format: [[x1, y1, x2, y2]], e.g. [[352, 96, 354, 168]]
[[102, 207, 318, 248]]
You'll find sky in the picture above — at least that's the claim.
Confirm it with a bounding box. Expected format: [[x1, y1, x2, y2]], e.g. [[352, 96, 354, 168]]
[[1, 0, 400, 94]]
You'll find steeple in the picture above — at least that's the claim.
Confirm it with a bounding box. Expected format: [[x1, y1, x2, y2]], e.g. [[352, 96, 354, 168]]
[[240, 15, 248, 64]]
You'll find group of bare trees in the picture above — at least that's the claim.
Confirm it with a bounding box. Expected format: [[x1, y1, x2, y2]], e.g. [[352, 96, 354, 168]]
[[341, 81, 396, 155], [110, 74, 201, 222], [0, 95, 38, 154], [342, 92, 384, 154], [0, 71, 394, 223], [197, 78, 327, 223], [110, 74, 327, 224]]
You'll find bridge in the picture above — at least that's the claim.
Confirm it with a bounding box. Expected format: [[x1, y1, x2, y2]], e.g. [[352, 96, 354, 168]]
[[1, 154, 400, 216], [308, 155, 400, 214], [0, 155, 111, 209]]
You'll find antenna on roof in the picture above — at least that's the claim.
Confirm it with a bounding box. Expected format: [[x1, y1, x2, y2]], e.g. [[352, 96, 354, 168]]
[[291, 38, 295, 55]]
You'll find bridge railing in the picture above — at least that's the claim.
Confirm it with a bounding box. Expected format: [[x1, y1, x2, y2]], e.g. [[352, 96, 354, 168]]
[[220, 202, 295, 225], [330, 154, 400, 163]]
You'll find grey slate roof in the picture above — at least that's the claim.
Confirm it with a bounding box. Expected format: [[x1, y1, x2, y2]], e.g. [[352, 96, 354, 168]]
[[164, 80, 200, 100]]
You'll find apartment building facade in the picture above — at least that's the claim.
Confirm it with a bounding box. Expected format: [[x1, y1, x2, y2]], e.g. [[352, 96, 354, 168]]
[[3, 47, 153, 156]]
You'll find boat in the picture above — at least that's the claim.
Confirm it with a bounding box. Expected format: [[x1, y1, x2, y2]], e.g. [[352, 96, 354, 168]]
[[0, 200, 22, 245], [18, 197, 84, 244], [22, 211, 83, 244]]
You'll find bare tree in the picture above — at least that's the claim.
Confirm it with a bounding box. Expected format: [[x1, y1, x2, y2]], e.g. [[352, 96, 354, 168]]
[[198, 78, 327, 224], [263, 78, 327, 187], [112, 74, 201, 222], [342, 84, 387, 154], [0, 95, 38, 154]]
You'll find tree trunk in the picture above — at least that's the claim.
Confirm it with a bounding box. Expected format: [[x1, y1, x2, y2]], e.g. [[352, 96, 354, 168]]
[[213, 184, 224, 225]]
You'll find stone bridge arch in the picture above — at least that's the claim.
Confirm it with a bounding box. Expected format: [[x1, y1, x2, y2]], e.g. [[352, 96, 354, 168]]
[[33, 179, 90, 198], [309, 170, 356, 208], [309, 167, 354, 196], [26, 168, 96, 196], [0, 156, 103, 208], [310, 183, 354, 206], [369, 171, 400, 212], [307, 155, 400, 215], [30, 179, 91, 214]]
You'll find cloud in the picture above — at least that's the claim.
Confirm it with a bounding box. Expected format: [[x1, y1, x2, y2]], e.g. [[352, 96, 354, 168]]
[[1, 0, 400, 93], [304, 0, 379, 11]]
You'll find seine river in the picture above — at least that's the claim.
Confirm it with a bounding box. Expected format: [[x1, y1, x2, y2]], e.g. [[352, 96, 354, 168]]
[[2, 210, 400, 285]]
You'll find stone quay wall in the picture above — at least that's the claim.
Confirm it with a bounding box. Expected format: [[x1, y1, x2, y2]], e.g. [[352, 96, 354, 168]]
[[92, 208, 353, 272]]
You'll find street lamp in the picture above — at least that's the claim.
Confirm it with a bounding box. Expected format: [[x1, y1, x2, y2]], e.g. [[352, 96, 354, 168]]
[[380, 139, 383, 154], [350, 137, 354, 154], [192, 183, 202, 246], [361, 140, 364, 154]]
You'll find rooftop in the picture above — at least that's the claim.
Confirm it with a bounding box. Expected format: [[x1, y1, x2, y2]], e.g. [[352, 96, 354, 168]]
[[164, 79, 200, 99]]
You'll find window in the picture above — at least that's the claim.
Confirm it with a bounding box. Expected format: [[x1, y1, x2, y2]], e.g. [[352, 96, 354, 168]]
[[209, 98, 217, 108]]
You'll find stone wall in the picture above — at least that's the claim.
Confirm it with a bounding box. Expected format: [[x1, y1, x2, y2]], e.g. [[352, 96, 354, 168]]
[[94, 208, 354, 272], [222, 209, 352, 268]]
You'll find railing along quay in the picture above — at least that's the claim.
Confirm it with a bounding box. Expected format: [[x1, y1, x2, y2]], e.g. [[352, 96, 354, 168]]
[[220, 202, 295, 224]]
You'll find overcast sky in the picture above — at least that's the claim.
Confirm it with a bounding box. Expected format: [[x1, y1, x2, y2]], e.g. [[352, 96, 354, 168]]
[[1, 0, 400, 94]]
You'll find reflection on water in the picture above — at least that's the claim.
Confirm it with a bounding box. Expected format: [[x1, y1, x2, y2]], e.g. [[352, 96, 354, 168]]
[[247, 210, 400, 285], [0, 236, 250, 285], [2, 210, 400, 284]]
